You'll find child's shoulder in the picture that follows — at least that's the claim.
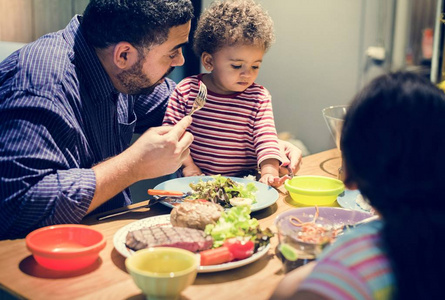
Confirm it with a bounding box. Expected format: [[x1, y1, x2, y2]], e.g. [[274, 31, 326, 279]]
[[175, 75, 201, 91], [176, 74, 200, 85], [245, 82, 271, 98]]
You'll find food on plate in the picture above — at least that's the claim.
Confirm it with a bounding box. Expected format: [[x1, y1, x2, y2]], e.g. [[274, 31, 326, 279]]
[[125, 226, 213, 252], [170, 201, 224, 230], [125, 205, 273, 267], [205, 206, 273, 250], [289, 206, 335, 244], [189, 175, 258, 208], [199, 236, 256, 266], [200, 245, 234, 266], [223, 237, 254, 259], [229, 197, 253, 207]]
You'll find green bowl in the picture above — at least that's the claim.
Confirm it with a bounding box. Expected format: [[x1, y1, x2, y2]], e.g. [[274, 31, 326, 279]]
[[284, 175, 345, 206]]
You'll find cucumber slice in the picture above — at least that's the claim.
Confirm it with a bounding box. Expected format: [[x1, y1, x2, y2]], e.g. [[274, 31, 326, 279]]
[[279, 243, 299, 261]]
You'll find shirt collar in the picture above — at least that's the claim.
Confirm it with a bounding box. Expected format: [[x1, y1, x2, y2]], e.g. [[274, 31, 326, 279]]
[[63, 15, 117, 100]]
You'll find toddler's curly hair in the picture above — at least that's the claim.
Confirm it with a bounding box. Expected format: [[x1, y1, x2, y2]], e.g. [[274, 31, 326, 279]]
[[193, 0, 275, 57]]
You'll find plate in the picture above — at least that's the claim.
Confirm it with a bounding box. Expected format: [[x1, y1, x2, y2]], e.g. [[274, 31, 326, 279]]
[[152, 176, 279, 212], [113, 215, 270, 273], [337, 189, 374, 213]]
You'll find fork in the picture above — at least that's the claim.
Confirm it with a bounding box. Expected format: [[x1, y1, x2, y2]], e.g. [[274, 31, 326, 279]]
[[187, 81, 207, 116], [96, 196, 185, 221]]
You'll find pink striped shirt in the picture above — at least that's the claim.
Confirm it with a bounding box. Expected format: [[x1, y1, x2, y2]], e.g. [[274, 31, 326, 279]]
[[163, 75, 281, 176], [299, 221, 395, 299]]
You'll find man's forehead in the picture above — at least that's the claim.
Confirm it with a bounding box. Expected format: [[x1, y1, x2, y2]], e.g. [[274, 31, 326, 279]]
[[166, 21, 191, 48]]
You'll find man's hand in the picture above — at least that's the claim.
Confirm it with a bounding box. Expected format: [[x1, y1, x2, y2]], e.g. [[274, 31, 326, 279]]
[[129, 116, 194, 181], [89, 116, 193, 213], [278, 140, 303, 176]]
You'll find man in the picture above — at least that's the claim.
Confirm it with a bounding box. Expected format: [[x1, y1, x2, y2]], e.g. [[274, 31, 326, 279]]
[[0, 0, 194, 239], [0, 0, 301, 240]]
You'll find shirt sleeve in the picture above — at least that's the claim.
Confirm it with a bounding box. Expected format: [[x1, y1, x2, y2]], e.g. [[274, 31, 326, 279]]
[[299, 259, 373, 300], [133, 77, 176, 133], [252, 87, 282, 166], [0, 93, 95, 239]]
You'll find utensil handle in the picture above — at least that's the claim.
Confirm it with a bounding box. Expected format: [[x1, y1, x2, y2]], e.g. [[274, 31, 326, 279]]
[[147, 189, 184, 196], [96, 199, 162, 221], [97, 209, 133, 221]]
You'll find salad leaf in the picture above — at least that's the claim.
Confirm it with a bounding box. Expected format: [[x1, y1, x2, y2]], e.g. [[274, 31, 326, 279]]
[[189, 175, 258, 208], [205, 206, 259, 248]]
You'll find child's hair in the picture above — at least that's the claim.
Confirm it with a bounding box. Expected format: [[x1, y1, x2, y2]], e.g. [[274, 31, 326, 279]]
[[193, 0, 275, 57], [341, 71, 445, 300]]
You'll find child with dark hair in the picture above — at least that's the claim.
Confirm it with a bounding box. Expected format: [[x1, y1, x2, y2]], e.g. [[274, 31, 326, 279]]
[[163, 0, 289, 187], [270, 71, 445, 299]]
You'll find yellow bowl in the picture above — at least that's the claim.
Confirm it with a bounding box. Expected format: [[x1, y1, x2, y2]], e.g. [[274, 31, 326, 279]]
[[284, 175, 345, 206], [125, 247, 198, 300]]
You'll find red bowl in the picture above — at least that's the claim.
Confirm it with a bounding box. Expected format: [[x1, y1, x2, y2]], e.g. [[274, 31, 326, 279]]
[[26, 224, 106, 271]]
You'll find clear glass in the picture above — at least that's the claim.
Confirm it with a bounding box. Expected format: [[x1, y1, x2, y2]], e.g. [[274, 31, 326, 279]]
[[276, 215, 333, 273], [322, 105, 349, 180], [322, 105, 348, 151]]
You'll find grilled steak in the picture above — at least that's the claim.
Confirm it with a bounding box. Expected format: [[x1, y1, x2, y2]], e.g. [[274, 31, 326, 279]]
[[125, 226, 213, 252]]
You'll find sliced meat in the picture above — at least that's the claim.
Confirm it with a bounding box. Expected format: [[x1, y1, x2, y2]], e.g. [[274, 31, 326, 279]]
[[125, 226, 213, 253]]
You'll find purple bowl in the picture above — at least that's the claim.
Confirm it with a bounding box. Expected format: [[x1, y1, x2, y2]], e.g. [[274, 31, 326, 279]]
[[275, 207, 374, 232]]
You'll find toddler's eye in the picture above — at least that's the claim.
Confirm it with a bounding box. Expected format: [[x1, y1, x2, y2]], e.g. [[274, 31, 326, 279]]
[[231, 65, 242, 69], [252, 66, 260, 70]]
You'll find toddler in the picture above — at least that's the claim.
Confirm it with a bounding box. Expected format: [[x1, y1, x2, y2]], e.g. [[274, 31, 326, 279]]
[[163, 0, 287, 187]]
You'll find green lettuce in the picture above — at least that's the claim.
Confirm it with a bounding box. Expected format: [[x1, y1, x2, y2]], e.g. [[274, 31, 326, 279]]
[[205, 206, 259, 248], [189, 175, 258, 208]]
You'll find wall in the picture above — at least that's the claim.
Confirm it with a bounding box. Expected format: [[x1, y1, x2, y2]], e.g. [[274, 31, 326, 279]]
[[0, 0, 89, 42]]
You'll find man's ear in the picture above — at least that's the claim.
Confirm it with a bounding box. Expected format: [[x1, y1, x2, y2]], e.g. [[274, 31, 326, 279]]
[[201, 52, 214, 71], [113, 42, 138, 69]]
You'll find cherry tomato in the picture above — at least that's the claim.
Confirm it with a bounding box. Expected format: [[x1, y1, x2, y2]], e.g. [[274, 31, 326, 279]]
[[223, 237, 254, 260]]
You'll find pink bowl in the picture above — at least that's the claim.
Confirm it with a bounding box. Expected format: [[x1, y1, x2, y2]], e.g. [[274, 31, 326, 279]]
[[26, 224, 106, 271]]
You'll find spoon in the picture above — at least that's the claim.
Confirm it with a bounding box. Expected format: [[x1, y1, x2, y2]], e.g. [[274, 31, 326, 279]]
[[337, 215, 379, 235]]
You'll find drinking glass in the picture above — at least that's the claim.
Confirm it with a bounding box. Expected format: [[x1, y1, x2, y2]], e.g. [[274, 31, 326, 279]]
[[276, 215, 333, 273], [322, 105, 349, 180]]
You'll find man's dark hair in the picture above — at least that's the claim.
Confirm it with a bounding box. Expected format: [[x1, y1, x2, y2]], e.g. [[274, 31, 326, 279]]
[[82, 0, 194, 49]]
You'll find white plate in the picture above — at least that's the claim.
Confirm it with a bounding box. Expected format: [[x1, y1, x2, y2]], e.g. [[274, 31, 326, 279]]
[[337, 189, 373, 213], [152, 176, 279, 212], [113, 215, 270, 273]]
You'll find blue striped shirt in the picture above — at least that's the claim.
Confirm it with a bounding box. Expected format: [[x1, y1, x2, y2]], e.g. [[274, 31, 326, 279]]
[[0, 15, 174, 239]]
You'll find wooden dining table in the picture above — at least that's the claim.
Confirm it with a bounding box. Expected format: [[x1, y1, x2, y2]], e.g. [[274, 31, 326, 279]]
[[0, 148, 342, 300]]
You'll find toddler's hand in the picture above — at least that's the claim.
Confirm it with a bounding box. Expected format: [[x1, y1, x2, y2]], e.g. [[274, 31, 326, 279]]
[[182, 164, 204, 177], [260, 174, 291, 187]]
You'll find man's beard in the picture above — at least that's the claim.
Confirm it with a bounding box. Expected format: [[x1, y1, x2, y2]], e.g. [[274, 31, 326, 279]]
[[117, 59, 174, 95]]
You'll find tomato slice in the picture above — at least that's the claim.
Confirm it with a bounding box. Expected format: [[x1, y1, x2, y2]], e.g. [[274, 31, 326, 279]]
[[223, 237, 254, 260]]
